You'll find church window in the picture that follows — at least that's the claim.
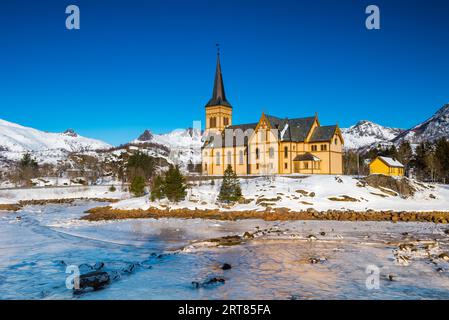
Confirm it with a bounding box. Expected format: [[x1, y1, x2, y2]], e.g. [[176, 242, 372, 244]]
[[284, 163, 288, 169], [256, 148, 260, 160], [269, 147, 275, 159], [239, 150, 244, 165], [284, 146, 288, 158], [224, 117, 229, 126], [321, 144, 327, 151], [334, 138, 338, 145], [210, 117, 217, 128], [227, 151, 232, 164], [311, 145, 317, 151], [216, 152, 221, 165]]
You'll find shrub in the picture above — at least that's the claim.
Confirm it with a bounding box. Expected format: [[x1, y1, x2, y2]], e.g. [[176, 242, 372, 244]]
[[109, 185, 116, 192], [150, 175, 165, 201]]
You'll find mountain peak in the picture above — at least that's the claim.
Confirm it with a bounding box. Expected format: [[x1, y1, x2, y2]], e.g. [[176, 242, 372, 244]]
[[137, 129, 153, 142], [63, 129, 78, 137]]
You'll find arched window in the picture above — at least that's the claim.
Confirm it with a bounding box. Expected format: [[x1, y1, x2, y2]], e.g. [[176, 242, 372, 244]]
[[284, 146, 288, 158], [210, 117, 217, 128], [255, 148, 260, 160], [269, 147, 275, 159], [216, 152, 220, 165], [239, 150, 244, 165], [227, 151, 232, 164], [334, 138, 338, 145], [205, 163, 207, 170], [223, 117, 229, 126]]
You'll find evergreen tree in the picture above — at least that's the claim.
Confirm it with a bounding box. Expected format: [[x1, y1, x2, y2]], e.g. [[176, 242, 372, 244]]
[[17, 153, 39, 186], [164, 165, 187, 203], [150, 175, 166, 201], [126, 151, 155, 182], [218, 165, 242, 203], [435, 138, 449, 182], [130, 176, 146, 197], [397, 141, 413, 167]]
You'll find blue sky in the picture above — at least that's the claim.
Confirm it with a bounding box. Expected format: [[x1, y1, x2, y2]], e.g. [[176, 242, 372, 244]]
[[1, 0, 448, 145]]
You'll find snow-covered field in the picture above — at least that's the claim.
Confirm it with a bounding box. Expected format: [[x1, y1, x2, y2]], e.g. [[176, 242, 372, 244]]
[[1, 202, 449, 299], [112, 175, 449, 213], [0, 186, 129, 204]]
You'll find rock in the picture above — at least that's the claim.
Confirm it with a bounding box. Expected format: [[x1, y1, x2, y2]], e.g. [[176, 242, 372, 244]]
[[429, 194, 436, 199], [307, 235, 317, 241], [399, 243, 415, 251], [94, 262, 104, 270], [438, 253, 449, 261], [362, 175, 416, 198], [309, 258, 319, 264], [78, 263, 94, 274], [221, 263, 232, 270], [75, 271, 110, 293], [388, 274, 395, 281], [243, 232, 254, 239], [122, 263, 136, 273], [320, 232, 326, 236], [192, 277, 226, 289]]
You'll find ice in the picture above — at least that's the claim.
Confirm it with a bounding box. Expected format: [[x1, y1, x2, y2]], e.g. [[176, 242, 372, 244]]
[[2, 202, 449, 299]]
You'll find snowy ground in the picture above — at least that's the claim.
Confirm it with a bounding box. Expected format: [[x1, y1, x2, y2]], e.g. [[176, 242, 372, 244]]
[[0, 185, 129, 204], [112, 175, 449, 212], [1, 202, 449, 299]]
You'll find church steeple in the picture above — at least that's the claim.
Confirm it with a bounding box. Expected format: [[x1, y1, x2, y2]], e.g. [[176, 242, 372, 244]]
[[204, 48, 233, 133], [205, 51, 232, 108]]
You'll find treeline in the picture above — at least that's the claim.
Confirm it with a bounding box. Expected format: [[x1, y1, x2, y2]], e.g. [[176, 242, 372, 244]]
[[344, 138, 449, 183]]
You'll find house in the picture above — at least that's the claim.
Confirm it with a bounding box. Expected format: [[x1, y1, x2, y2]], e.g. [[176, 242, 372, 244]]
[[369, 156, 404, 176], [201, 52, 344, 175]]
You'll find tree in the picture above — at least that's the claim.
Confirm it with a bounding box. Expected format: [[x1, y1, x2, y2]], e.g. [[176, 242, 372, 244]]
[[150, 175, 166, 201], [126, 152, 155, 182], [435, 138, 449, 182], [130, 176, 146, 197], [397, 141, 413, 175], [218, 165, 242, 203], [164, 165, 187, 203], [17, 153, 39, 186]]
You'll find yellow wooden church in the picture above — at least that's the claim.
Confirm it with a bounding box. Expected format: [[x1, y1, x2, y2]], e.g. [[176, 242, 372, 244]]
[[201, 53, 344, 176]]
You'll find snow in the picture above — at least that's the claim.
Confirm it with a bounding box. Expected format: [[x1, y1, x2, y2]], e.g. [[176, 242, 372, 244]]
[[341, 120, 403, 150], [0, 186, 129, 204], [132, 128, 202, 168], [0, 118, 111, 164], [111, 175, 449, 213], [378, 156, 404, 168]]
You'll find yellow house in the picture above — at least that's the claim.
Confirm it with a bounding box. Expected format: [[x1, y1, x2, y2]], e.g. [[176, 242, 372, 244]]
[[201, 52, 344, 176], [369, 156, 405, 176]]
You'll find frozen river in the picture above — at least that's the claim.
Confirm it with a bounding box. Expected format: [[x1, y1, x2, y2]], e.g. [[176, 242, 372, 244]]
[[1, 201, 449, 299]]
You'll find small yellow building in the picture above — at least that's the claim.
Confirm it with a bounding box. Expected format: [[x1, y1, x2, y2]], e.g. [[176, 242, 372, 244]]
[[369, 156, 404, 176], [201, 52, 344, 176]]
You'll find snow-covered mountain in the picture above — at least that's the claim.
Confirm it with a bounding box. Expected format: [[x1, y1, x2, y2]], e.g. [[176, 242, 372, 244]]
[[0, 118, 111, 164], [393, 104, 449, 145], [341, 120, 403, 150], [133, 128, 202, 167]]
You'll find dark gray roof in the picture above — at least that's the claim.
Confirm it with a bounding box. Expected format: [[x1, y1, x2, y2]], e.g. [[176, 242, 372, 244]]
[[202, 122, 257, 148], [293, 153, 321, 161], [309, 125, 337, 142], [264, 114, 316, 142], [205, 54, 232, 108]]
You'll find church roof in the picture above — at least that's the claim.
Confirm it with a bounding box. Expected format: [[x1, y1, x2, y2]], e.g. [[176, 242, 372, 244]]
[[264, 114, 316, 142], [309, 125, 338, 142], [205, 54, 232, 108]]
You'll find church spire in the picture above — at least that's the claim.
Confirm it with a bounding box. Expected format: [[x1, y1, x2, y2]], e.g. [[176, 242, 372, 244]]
[[205, 48, 232, 108]]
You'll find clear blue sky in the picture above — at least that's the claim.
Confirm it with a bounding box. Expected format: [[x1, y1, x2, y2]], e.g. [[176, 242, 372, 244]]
[[1, 0, 448, 145]]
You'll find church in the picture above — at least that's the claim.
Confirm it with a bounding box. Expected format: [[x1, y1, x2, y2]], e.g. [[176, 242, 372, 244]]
[[201, 53, 344, 176]]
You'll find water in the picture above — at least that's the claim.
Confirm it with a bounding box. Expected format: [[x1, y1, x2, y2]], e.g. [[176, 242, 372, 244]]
[[1, 201, 449, 300]]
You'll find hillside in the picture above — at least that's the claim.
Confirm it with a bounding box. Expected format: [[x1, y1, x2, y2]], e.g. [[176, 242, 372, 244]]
[[341, 120, 403, 150], [0, 119, 111, 164]]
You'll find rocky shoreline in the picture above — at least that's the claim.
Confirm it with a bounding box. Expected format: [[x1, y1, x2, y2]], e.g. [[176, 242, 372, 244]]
[[0, 198, 120, 212], [81, 206, 449, 223]]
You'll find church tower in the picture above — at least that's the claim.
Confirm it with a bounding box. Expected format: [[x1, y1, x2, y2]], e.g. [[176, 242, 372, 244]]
[[205, 51, 232, 133]]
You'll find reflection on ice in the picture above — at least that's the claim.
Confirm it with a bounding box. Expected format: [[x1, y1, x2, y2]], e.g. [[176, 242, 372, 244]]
[[1, 202, 449, 299]]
